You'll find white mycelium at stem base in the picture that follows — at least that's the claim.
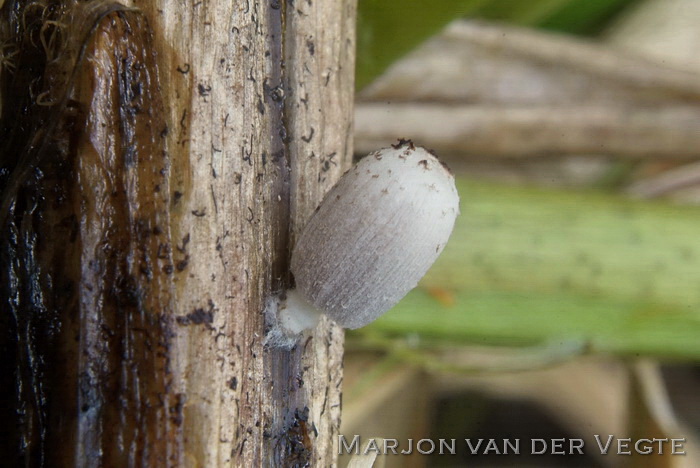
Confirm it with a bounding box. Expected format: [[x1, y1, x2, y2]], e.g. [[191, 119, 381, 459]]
[[277, 289, 323, 336], [269, 141, 459, 346]]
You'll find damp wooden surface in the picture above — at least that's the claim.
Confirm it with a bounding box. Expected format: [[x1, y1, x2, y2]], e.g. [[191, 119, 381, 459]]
[[0, 0, 356, 466]]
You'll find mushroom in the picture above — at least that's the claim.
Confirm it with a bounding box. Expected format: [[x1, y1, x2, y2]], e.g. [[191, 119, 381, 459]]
[[266, 140, 460, 347]]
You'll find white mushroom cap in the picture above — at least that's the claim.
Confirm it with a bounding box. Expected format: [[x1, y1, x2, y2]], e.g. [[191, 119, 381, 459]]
[[290, 142, 460, 329]]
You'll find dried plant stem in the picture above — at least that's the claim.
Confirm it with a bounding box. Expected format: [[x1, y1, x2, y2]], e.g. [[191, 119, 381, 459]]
[[355, 103, 700, 159]]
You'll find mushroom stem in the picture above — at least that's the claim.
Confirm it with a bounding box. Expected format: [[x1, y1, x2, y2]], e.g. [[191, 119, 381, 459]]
[[277, 289, 323, 336]]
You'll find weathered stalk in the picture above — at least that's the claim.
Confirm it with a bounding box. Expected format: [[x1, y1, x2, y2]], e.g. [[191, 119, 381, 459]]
[[0, 0, 355, 465]]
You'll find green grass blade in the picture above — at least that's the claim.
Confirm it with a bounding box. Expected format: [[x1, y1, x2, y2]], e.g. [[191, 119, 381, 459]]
[[356, 0, 489, 90], [539, 0, 640, 35], [356, 0, 644, 90], [356, 179, 700, 360]]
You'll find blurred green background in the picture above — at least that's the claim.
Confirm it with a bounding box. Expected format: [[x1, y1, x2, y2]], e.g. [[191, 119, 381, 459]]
[[351, 0, 700, 362], [345, 2, 700, 467], [357, 0, 639, 89]]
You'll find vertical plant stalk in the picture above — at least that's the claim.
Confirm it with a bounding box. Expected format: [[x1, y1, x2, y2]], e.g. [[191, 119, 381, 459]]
[[0, 0, 356, 465], [1, 4, 177, 465]]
